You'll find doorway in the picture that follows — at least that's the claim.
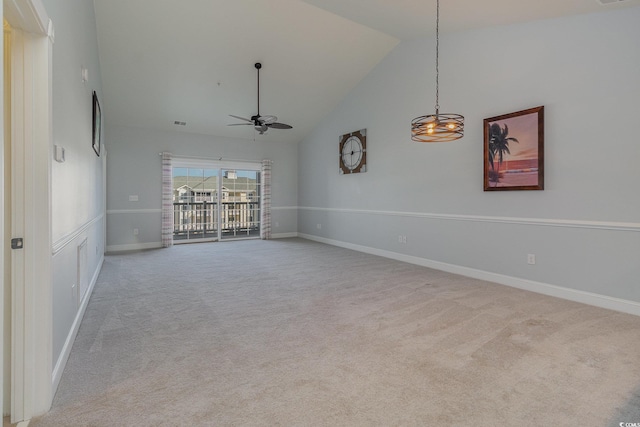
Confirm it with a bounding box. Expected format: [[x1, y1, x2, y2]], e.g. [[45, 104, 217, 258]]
[[2, 0, 54, 421], [172, 164, 261, 243]]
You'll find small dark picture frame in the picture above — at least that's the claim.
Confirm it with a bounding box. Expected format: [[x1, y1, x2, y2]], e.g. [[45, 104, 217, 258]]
[[484, 106, 544, 191], [92, 91, 102, 157]]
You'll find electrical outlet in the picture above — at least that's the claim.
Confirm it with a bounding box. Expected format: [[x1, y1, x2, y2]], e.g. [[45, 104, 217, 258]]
[[402, 235, 407, 244], [134, 228, 139, 236], [317, 224, 322, 230], [398, 235, 403, 243], [275, 221, 279, 228], [527, 254, 536, 265]]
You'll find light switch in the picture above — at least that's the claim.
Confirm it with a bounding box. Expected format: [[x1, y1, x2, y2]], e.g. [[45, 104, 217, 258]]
[[129, 195, 139, 202]]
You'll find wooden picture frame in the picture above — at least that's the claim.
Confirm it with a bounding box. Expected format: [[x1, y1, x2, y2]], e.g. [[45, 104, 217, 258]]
[[339, 129, 367, 174], [484, 106, 544, 191], [92, 91, 102, 157]]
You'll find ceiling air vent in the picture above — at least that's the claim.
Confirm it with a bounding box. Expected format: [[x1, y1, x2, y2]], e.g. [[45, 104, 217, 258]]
[[597, 0, 628, 4], [173, 121, 187, 126]]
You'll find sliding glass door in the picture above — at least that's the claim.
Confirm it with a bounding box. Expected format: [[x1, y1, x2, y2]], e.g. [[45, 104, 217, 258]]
[[172, 163, 261, 243], [220, 169, 261, 240], [172, 167, 220, 242]]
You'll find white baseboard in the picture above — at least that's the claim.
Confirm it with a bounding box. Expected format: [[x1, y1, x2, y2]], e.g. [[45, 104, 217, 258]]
[[272, 232, 298, 239], [107, 236, 298, 251], [106, 242, 162, 253], [298, 233, 640, 317], [52, 255, 104, 394]]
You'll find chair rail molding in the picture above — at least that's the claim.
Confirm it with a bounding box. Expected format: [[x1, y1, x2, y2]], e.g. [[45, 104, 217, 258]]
[[298, 206, 640, 232]]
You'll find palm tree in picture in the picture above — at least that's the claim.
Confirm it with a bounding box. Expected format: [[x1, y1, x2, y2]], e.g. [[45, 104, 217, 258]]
[[488, 122, 519, 186]]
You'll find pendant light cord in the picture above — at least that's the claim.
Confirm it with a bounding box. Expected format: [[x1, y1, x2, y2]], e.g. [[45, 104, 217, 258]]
[[435, 0, 440, 113]]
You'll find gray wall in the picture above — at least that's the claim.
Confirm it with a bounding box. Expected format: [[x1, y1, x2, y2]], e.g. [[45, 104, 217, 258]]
[[40, 0, 106, 383], [298, 8, 640, 306], [106, 125, 298, 251]]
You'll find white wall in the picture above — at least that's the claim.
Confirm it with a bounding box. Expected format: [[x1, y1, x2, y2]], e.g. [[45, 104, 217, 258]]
[[106, 125, 298, 251], [40, 0, 105, 389], [298, 7, 640, 311]]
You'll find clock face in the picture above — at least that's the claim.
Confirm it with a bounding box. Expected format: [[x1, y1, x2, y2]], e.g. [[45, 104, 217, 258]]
[[339, 129, 367, 174]]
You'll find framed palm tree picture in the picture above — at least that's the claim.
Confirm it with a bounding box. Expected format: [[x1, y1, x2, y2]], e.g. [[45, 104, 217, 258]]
[[483, 106, 544, 191], [92, 91, 102, 157]]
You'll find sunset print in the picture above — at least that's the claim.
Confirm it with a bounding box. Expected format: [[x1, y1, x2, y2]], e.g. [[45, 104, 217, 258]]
[[484, 106, 544, 191]]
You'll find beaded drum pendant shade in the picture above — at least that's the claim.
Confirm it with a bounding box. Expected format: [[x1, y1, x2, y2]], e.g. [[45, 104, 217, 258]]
[[411, 0, 464, 143]]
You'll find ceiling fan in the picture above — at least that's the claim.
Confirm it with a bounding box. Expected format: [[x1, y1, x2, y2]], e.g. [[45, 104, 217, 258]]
[[228, 62, 293, 135]]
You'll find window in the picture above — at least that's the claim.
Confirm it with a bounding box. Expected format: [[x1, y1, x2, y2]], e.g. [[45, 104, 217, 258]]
[[172, 162, 261, 242]]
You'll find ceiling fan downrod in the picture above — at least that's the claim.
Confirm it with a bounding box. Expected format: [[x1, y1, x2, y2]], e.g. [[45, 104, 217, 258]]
[[254, 62, 262, 120]]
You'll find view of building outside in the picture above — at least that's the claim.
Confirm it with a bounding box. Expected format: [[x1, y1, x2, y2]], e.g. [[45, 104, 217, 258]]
[[172, 167, 261, 241]]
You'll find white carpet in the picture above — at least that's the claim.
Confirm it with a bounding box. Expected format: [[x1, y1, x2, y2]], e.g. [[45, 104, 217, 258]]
[[32, 238, 640, 426]]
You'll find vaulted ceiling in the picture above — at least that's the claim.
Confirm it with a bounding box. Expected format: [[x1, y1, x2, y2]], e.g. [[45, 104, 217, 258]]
[[93, 0, 639, 144]]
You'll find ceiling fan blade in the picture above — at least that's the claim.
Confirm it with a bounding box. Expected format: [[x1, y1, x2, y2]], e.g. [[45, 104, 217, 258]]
[[266, 122, 293, 130], [227, 123, 252, 126], [258, 115, 278, 125], [229, 114, 252, 123]]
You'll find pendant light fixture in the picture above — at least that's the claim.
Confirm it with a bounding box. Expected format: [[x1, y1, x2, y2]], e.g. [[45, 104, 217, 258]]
[[411, 0, 464, 143]]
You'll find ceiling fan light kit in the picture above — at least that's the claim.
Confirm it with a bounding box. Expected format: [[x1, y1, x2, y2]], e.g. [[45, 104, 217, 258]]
[[411, 0, 464, 143], [228, 62, 293, 135]]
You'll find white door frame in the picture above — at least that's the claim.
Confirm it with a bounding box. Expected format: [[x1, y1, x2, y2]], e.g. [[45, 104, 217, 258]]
[[3, 0, 53, 422], [2, 15, 10, 420]]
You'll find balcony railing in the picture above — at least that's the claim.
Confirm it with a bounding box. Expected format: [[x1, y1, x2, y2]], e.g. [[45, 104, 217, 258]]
[[173, 201, 260, 240]]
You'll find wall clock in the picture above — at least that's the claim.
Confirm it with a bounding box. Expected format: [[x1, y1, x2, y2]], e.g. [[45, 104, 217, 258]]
[[339, 129, 367, 174]]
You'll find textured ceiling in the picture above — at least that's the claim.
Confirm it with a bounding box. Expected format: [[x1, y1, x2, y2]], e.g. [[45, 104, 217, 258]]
[[93, 0, 640, 144]]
